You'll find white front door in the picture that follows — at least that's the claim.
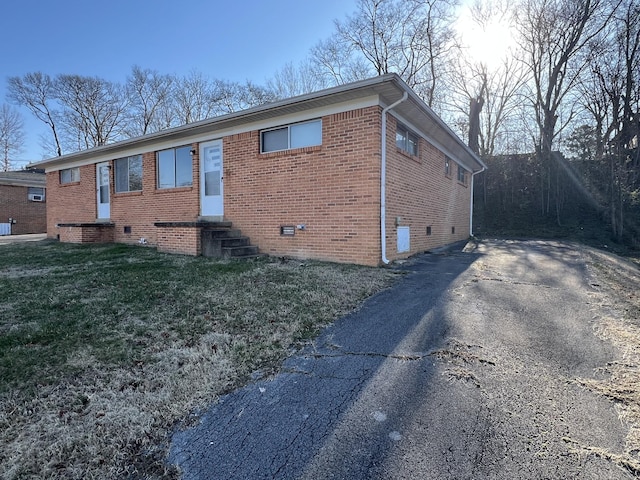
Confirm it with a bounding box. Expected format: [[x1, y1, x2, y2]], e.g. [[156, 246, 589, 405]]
[[200, 140, 224, 217], [96, 162, 110, 219]]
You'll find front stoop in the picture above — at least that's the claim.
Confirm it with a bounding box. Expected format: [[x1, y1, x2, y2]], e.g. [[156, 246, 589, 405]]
[[201, 224, 259, 259]]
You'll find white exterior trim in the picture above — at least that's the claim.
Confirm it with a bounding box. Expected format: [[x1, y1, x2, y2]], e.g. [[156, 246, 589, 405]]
[[40, 96, 380, 173]]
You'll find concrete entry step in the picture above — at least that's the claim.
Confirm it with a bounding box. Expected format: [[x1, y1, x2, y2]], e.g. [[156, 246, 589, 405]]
[[222, 245, 260, 258], [201, 223, 259, 259]]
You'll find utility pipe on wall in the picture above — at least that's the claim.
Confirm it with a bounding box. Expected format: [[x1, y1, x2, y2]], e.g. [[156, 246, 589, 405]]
[[470, 165, 486, 236], [381, 92, 408, 265]]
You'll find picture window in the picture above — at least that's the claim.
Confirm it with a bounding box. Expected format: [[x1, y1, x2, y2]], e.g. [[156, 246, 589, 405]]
[[115, 155, 143, 192], [60, 167, 80, 184], [261, 119, 322, 153], [157, 146, 192, 189]]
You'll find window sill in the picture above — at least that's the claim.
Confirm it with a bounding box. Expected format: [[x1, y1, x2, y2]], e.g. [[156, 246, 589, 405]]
[[260, 145, 322, 158], [396, 148, 421, 164], [457, 181, 469, 188], [60, 181, 81, 187], [114, 190, 143, 197], [154, 186, 194, 194]]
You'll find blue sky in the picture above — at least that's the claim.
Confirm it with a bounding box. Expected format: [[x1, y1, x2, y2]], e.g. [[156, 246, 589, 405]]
[[0, 0, 357, 166]]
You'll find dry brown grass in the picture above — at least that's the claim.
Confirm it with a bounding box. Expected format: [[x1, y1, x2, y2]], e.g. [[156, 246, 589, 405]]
[[0, 242, 397, 479], [574, 246, 640, 475]]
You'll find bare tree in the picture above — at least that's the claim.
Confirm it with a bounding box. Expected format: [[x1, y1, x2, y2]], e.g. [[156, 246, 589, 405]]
[[576, 0, 640, 240], [310, 36, 372, 86], [515, 0, 617, 219], [335, 0, 413, 75], [267, 61, 329, 99], [125, 65, 174, 136], [313, 0, 458, 108], [0, 104, 25, 171], [409, 0, 461, 107], [450, 57, 528, 157], [6, 72, 62, 156], [208, 79, 277, 116], [231, 80, 278, 111], [172, 71, 219, 124], [56, 74, 129, 150]]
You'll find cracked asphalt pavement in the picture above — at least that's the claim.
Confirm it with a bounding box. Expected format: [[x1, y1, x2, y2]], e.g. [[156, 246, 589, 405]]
[[169, 239, 631, 479]]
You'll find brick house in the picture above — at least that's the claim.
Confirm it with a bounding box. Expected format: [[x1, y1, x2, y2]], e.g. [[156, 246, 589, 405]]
[[0, 170, 47, 235], [31, 74, 486, 266]]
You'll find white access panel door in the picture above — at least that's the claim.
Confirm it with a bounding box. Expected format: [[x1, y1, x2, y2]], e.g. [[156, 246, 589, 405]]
[[96, 162, 110, 219], [397, 226, 410, 253], [200, 140, 224, 217]]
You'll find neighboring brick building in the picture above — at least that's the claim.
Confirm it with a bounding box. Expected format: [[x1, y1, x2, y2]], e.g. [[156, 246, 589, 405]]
[[0, 170, 47, 235], [31, 74, 486, 266]]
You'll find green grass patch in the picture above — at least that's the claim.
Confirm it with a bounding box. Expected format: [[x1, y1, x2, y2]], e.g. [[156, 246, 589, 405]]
[[0, 241, 396, 479]]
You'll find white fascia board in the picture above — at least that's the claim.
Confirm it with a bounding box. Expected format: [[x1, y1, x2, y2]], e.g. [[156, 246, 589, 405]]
[[43, 95, 380, 173]]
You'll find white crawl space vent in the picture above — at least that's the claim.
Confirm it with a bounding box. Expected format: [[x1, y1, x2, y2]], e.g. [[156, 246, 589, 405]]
[[397, 226, 410, 253]]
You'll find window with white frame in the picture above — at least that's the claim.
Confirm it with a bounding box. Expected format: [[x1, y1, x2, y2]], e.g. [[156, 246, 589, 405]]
[[60, 167, 80, 184], [457, 165, 468, 185], [261, 119, 322, 153], [157, 146, 192, 189], [445, 157, 451, 176], [115, 155, 143, 192], [396, 123, 419, 156]]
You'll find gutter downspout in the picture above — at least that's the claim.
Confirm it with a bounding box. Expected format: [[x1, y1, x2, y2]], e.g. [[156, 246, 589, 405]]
[[381, 92, 409, 265], [470, 165, 486, 236]]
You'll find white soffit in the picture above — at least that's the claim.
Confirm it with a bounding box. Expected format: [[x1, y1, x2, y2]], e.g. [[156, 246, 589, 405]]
[[41, 95, 381, 172]]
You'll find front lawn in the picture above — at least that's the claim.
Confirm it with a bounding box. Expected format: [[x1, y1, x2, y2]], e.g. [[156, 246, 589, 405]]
[[0, 241, 396, 479]]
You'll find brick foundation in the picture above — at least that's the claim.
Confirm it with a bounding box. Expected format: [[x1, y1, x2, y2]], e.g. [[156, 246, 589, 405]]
[[155, 222, 202, 256], [57, 223, 115, 243]]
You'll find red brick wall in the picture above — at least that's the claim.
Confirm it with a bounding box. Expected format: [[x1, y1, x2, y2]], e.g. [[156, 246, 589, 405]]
[[224, 107, 382, 265], [48, 146, 200, 245], [156, 225, 201, 256], [385, 115, 471, 261], [58, 225, 115, 243], [110, 149, 200, 246], [47, 165, 96, 239], [0, 184, 47, 234], [44, 107, 472, 265]]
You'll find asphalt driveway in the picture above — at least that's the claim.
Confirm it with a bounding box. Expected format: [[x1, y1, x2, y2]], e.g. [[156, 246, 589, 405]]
[[169, 239, 630, 479]]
